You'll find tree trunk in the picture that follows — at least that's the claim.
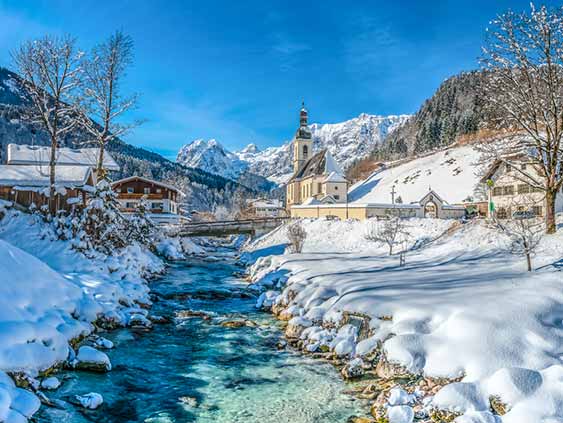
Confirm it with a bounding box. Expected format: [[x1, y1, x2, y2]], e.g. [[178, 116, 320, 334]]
[[49, 134, 57, 214], [96, 143, 105, 181], [545, 189, 557, 234], [526, 253, 532, 272]]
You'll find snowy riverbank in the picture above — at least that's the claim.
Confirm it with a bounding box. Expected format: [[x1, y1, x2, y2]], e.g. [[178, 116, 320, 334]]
[[0, 206, 204, 421], [244, 218, 563, 423]]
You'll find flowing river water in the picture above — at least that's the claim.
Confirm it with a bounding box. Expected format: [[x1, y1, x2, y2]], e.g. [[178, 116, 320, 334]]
[[37, 251, 365, 423]]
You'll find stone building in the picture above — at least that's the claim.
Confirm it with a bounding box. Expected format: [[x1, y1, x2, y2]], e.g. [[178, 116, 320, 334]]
[[286, 105, 349, 208]]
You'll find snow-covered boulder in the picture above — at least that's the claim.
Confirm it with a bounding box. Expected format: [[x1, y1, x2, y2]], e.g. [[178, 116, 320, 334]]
[[74, 346, 111, 373], [75, 392, 103, 409], [341, 357, 365, 379], [285, 317, 312, 339], [40, 377, 61, 390], [432, 382, 488, 414], [387, 405, 414, 423]]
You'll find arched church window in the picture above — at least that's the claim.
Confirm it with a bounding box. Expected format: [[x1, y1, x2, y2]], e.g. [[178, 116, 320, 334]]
[[303, 145, 308, 158]]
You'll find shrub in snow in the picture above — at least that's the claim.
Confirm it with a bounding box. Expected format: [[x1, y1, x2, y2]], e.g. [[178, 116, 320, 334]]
[[493, 215, 543, 272], [364, 215, 410, 255], [125, 196, 157, 246], [286, 221, 307, 253]]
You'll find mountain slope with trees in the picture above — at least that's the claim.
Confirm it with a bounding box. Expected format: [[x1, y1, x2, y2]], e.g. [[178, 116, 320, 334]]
[[0, 66, 258, 211]]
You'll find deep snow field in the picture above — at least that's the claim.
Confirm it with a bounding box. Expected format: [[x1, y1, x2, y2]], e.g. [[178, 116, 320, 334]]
[[0, 204, 196, 422], [245, 217, 563, 423]]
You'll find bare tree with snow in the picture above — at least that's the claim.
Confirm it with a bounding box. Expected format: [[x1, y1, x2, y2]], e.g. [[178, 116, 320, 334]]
[[493, 201, 544, 272], [364, 213, 410, 256], [479, 4, 563, 233], [287, 221, 307, 254], [12, 35, 83, 212], [79, 31, 141, 179]]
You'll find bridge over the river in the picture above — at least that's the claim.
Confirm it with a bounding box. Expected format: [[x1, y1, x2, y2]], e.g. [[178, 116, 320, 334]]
[[167, 216, 290, 237]]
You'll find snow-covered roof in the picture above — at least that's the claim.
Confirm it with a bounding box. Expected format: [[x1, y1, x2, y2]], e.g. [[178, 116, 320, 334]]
[[348, 145, 485, 205], [289, 149, 347, 182], [323, 171, 347, 183], [324, 150, 345, 176], [249, 199, 284, 209], [111, 175, 183, 195], [7, 144, 120, 171], [0, 165, 92, 187]]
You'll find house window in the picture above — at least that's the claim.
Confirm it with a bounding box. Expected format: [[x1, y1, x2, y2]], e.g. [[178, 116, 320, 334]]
[[506, 164, 512, 173], [303, 145, 308, 159], [532, 206, 543, 216], [334, 195, 340, 200], [151, 202, 163, 210], [335, 186, 338, 190], [125, 202, 135, 209], [156, 188, 162, 193], [518, 184, 530, 194], [144, 187, 150, 194], [492, 187, 503, 197], [503, 185, 514, 196], [127, 187, 134, 194], [318, 183, 322, 193], [520, 163, 527, 170]]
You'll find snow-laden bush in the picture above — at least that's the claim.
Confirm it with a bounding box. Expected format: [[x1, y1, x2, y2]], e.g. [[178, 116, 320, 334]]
[[124, 196, 157, 246], [52, 181, 157, 255], [286, 221, 307, 254]]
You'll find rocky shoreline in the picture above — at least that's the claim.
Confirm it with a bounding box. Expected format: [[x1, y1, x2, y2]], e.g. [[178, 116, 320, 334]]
[[244, 256, 507, 423]]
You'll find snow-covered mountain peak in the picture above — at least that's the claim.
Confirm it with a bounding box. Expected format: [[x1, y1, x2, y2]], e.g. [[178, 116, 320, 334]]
[[176, 138, 248, 181], [176, 113, 411, 185], [238, 143, 260, 154]]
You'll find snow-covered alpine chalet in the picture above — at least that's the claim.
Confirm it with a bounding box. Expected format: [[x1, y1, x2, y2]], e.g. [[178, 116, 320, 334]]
[[112, 176, 185, 224]]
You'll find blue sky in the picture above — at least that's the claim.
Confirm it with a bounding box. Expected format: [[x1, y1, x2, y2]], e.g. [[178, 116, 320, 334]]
[[0, 0, 553, 159]]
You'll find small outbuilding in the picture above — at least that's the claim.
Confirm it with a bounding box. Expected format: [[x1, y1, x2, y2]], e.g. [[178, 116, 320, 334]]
[[0, 165, 94, 211]]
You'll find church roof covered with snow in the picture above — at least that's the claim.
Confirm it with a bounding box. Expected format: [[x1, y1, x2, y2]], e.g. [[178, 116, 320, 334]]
[[0, 165, 93, 187], [7, 144, 120, 171], [289, 149, 346, 182], [348, 145, 485, 205]]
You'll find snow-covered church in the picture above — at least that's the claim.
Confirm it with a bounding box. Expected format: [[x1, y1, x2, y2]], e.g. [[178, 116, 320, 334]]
[[286, 105, 349, 207], [285, 106, 467, 220]]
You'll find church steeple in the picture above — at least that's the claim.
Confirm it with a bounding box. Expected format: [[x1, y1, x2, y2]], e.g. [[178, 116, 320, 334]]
[[293, 102, 313, 174], [300, 102, 308, 127]]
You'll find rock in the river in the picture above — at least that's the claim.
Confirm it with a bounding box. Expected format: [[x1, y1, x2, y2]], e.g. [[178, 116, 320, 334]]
[[75, 392, 103, 409], [41, 376, 61, 390], [149, 314, 172, 324], [73, 346, 111, 373], [129, 313, 153, 329], [176, 310, 213, 320], [178, 396, 199, 408], [285, 316, 312, 339], [93, 336, 114, 350], [341, 358, 365, 380]]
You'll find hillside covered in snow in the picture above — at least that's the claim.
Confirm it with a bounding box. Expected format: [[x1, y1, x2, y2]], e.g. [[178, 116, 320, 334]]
[[176, 114, 410, 185], [245, 217, 563, 423], [349, 144, 487, 205]]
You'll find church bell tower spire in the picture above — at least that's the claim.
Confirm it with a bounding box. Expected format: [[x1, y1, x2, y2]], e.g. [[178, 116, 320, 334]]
[[293, 102, 313, 174]]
